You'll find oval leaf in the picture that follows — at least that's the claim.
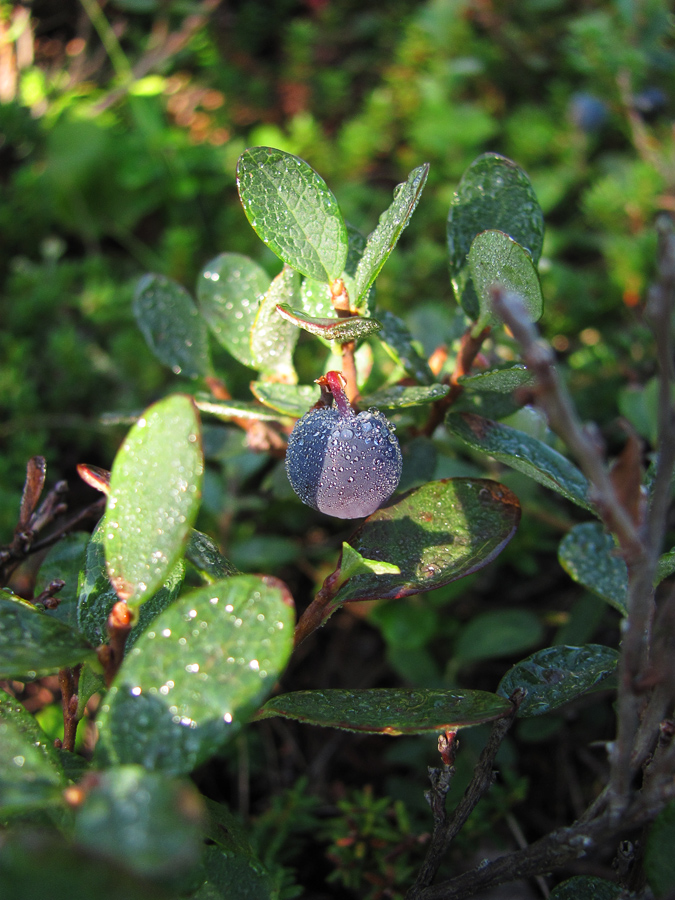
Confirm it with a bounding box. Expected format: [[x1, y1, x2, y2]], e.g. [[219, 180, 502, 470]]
[[558, 523, 628, 615], [468, 230, 543, 329], [237, 147, 348, 282], [185, 530, 239, 582], [0, 591, 95, 679], [133, 274, 211, 378], [353, 164, 430, 305], [74, 765, 204, 880], [275, 303, 382, 342], [104, 394, 203, 608], [35, 532, 89, 630], [250, 382, 320, 418], [447, 153, 544, 317], [95, 575, 295, 775], [458, 363, 533, 394], [0, 687, 66, 816], [250, 266, 300, 381], [455, 610, 544, 664], [497, 644, 619, 717], [549, 877, 622, 900], [377, 310, 434, 385], [332, 478, 520, 605], [446, 412, 593, 511], [257, 687, 511, 735], [196, 253, 269, 368], [360, 383, 450, 409], [195, 397, 288, 423]]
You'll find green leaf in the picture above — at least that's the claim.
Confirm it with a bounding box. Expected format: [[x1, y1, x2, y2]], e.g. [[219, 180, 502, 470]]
[[185, 530, 239, 582], [237, 147, 348, 282], [448, 153, 544, 318], [468, 230, 543, 330], [331, 478, 520, 605], [78, 520, 186, 647], [192, 845, 275, 900], [196, 253, 270, 369], [74, 765, 204, 880], [0, 591, 95, 679], [275, 303, 382, 342], [549, 877, 621, 900], [497, 645, 619, 717], [35, 532, 89, 630], [377, 310, 434, 385], [558, 523, 628, 615], [360, 383, 449, 409], [257, 687, 512, 735], [133, 274, 211, 378], [646, 802, 675, 898], [0, 831, 174, 900], [250, 382, 320, 418], [250, 266, 300, 381], [446, 412, 593, 510], [195, 397, 288, 423], [95, 575, 295, 775], [0, 687, 66, 817], [455, 610, 544, 664], [104, 394, 203, 608], [458, 363, 533, 393], [353, 164, 430, 304], [338, 543, 400, 583], [656, 547, 675, 584]]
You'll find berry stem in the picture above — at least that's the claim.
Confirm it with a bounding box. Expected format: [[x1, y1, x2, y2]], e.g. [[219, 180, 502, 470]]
[[324, 371, 353, 416], [330, 279, 359, 402]]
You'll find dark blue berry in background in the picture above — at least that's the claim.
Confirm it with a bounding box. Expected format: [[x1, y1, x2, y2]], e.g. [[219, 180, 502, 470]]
[[285, 405, 402, 519], [569, 93, 608, 132], [633, 87, 668, 121]]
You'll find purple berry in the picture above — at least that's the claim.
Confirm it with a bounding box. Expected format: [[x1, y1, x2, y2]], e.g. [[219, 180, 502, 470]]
[[285, 372, 402, 519]]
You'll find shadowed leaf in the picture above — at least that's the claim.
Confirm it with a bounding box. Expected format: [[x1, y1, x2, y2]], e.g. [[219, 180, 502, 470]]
[[558, 523, 628, 615], [377, 310, 434, 385]]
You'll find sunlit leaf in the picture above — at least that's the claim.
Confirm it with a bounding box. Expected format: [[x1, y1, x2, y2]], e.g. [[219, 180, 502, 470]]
[[458, 363, 533, 393], [104, 394, 203, 608], [446, 412, 593, 510], [133, 274, 211, 378], [237, 147, 348, 282], [330, 478, 520, 606], [275, 303, 381, 342], [250, 382, 320, 418], [196, 253, 269, 368], [360, 383, 449, 409], [558, 523, 628, 615], [250, 266, 300, 381], [257, 687, 511, 734], [353, 164, 429, 305], [498, 644, 619, 717], [195, 397, 288, 423], [95, 576, 295, 775]]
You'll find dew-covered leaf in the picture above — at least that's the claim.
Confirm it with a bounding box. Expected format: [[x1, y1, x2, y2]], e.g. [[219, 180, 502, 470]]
[[549, 876, 622, 900], [35, 532, 89, 629], [455, 610, 543, 663], [377, 310, 434, 385], [133, 274, 211, 378], [196, 253, 269, 368], [74, 765, 204, 880], [447, 154, 544, 318], [250, 382, 320, 418], [558, 523, 628, 615], [330, 478, 520, 606], [353, 164, 429, 305], [185, 530, 239, 582], [468, 230, 543, 330], [275, 303, 382, 342], [646, 802, 675, 898], [0, 687, 66, 816], [104, 394, 203, 608], [360, 383, 449, 409], [192, 845, 275, 900], [78, 520, 186, 647], [195, 397, 288, 423], [95, 575, 295, 775], [256, 687, 511, 735], [0, 590, 95, 679], [498, 644, 618, 718], [237, 147, 348, 282], [250, 266, 300, 381], [458, 363, 533, 393], [446, 412, 593, 511]]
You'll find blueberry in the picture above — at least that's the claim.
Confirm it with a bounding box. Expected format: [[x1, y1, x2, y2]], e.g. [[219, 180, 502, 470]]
[[285, 372, 402, 519], [633, 87, 668, 121], [569, 93, 608, 132]]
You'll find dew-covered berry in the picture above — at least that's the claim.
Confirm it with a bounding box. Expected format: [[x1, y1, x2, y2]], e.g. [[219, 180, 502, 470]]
[[285, 373, 402, 519]]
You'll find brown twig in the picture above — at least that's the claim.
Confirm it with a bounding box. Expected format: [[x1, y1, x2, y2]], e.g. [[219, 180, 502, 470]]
[[57, 664, 82, 753], [97, 601, 133, 687], [330, 278, 359, 403]]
